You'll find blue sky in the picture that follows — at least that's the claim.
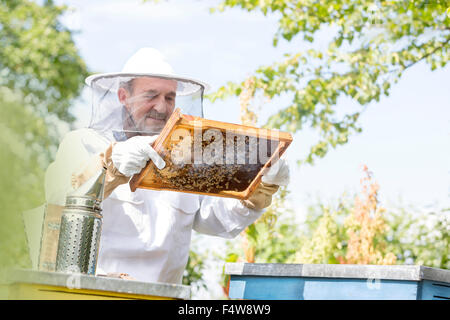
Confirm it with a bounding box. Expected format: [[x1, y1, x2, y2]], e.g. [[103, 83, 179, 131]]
[[54, 0, 450, 299], [60, 0, 450, 210]]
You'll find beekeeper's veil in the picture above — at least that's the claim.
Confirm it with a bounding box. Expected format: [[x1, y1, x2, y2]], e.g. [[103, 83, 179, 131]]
[[85, 48, 209, 141]]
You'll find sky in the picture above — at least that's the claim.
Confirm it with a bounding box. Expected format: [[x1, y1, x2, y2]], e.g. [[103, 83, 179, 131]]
[[55, 0, 450, 298]]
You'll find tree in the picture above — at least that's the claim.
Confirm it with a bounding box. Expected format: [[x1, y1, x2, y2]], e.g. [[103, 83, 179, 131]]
[[0, 0, 87, 159], [205, 0, 450, 165], [0, 0, 88, 271]]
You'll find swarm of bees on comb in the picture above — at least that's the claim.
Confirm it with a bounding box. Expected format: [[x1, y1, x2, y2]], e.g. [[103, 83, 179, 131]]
[[153, 128, 275, 194]]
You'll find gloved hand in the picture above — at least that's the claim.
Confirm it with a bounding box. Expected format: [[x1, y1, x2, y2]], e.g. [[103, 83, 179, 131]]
[[241, 182, 279, 210], [111, 135, 165, 177], [241, 157, 289, 210], [261, 157, 290, 186]]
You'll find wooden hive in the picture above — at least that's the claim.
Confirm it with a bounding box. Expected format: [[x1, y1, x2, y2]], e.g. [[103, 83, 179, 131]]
[[129, 108, 292, 200]]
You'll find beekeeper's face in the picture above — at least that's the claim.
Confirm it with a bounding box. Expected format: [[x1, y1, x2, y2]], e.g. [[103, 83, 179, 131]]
[[118, 77, 177, 133]]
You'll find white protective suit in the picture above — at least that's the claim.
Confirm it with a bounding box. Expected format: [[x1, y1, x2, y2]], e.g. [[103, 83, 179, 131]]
[[45, 127, 264, 284]]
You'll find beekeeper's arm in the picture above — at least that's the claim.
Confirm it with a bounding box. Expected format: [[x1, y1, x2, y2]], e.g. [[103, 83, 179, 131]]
[[69, 133, 290, 240], [45, 130, 105, 205], [193, 158, 290, 239], [92, 136, 289, 239], [49, 134, 166, 204]]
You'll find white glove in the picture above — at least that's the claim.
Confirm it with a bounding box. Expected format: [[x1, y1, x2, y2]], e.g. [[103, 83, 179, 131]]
[[261, 157, 290, 186], [111, 135, 165, 177]]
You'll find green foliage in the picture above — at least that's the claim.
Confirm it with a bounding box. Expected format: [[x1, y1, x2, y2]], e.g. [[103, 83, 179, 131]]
[[286, 165, 448, 268], [0, 0, 88, 165], [206, 0, 450, 165], [217, 179, 448, 297], [244, 188, 301, 263], [0, 0, 88, 125], [0, 88, 49, 268], [291, 196, 449, 269], [385, 206, 449, 269], [182, 248, 208, 292], [218, 188, 302, 295], [292, 207, 343, 264], [0, 0, 88, 271]]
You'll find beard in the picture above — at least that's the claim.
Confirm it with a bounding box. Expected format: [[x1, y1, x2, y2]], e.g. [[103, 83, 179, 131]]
[[140, 109, 168, 133], [123, 107, 169, 135], [145, 108, 168, 121]]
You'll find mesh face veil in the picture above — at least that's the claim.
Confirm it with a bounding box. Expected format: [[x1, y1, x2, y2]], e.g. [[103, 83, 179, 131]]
[[85, 48, 208, 142], [87, 74, 206, 142]]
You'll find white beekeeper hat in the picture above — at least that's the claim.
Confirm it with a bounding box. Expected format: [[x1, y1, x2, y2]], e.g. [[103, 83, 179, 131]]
[[85, 48, 208, 141], [85, 47, 210, 96]]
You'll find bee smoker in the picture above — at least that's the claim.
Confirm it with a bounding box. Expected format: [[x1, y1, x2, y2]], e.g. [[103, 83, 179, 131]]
[[55, 168, 106, 275]]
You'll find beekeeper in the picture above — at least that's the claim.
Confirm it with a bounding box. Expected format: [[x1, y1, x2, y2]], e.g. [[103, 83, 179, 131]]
[[45, 48, 290, 284]]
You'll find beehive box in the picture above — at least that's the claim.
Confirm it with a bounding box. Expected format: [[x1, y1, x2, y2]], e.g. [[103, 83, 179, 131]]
[[224, 263, 450, 300], [129, 108, 292, 200], [7, 269, 191, 300]]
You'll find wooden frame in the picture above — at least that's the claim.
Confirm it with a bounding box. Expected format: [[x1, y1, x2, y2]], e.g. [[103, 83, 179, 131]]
[[129, 108, 292, 200]]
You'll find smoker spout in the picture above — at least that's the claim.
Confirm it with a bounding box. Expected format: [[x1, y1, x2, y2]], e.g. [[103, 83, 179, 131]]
[[68, 167, 107, 203]]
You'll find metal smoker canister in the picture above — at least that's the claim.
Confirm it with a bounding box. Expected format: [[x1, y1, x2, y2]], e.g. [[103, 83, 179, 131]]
[[56, 168, 106, 275]]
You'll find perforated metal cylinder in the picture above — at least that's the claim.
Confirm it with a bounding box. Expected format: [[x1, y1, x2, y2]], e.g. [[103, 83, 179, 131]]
[[55, 208, 102, 275]]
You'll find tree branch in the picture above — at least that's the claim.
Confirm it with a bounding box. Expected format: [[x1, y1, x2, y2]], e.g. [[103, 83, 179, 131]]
[[402, 36, 450, 71]]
